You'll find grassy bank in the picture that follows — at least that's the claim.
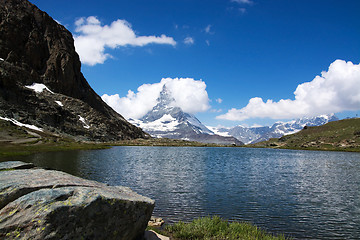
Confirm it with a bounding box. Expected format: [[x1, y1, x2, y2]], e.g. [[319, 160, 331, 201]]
[[0, 137, 235, 159], [0, 119, 111, 158], [0, 140, 110, 159], [2, 118, 359, 159], [113, 138, 231, 147], [149, 216, 288, 240]]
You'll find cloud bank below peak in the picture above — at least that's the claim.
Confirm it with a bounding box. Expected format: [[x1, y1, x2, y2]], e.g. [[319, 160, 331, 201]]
[[102, 78, 210, 119], [74, 16, 176, 66], [217, 60, 360, 121]]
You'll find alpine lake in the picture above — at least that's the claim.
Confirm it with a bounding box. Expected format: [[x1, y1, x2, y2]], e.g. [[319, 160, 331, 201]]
[[5, 146, 360, 239]]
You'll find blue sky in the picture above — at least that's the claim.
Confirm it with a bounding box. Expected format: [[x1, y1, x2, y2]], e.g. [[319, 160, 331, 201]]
[[32, 0, 360, 127]]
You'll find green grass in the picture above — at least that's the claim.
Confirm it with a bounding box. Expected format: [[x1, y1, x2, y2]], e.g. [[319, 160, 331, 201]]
[[113, 138, 230, 147], [151, 216, 288, 240], [0, 137, 111, 159]]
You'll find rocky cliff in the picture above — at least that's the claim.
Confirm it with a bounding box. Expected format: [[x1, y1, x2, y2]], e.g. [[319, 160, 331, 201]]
[[0, 161, 154, 239], [0, 0, 147, 141]]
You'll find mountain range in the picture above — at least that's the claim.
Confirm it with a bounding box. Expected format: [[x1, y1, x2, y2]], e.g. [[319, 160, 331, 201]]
[[208, 114, 338, 144], [129, 85, 338, 145]]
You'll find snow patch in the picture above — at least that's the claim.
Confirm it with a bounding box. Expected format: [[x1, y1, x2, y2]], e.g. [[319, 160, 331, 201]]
[[25, 83, 54, 94], [130, 114, 180, 132], [186, 114, 213, 134], [78, 115, 90, 129], [207, 126, 231, 137], [0, 58, 4, 61], [283, 129, 301, 136], [0, 116, 43, 132], [55, 101, 63, 107]]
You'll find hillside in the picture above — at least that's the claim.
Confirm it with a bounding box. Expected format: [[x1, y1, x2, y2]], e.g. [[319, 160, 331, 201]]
[[0, 0, 147, 141], [251, 118, 360, 152]]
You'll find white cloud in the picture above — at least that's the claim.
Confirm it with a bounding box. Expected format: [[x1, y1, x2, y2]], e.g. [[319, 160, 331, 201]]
[[184, 37, 194, 45], [238, 8, 247, 14], [205, 40, 210, 46], [74, 16, 176, 66], [205, 25, 211, 33], [231, 0, 253, 4], [217, 60, 360, 121], [216, 98, 223, 104], [210, 109, 223, 113], [102, 78, 210, 119], [204, 24, 215, 35]]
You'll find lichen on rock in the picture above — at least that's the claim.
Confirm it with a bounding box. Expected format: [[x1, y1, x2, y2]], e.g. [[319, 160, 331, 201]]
[[0, 161, 155, 240]]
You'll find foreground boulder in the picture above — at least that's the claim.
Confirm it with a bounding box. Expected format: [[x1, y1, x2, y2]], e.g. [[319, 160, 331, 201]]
[[0, 161, 154, 239]]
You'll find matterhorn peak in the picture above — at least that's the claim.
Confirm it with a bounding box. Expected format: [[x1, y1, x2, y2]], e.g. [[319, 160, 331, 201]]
[[156, 85, 176, 107], [129, 84, 243, 145]]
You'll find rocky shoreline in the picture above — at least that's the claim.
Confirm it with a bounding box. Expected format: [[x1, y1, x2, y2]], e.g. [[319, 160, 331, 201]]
[[0, 161, 154, 239]]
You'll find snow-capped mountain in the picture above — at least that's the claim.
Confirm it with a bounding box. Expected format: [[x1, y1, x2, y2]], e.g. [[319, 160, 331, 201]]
[[129, 86, 243, 145], [209, 114, 339, 144]]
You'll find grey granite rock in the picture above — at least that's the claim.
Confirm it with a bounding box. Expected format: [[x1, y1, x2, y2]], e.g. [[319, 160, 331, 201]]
[[0, 161, 34, 171], [0, 161, 155, 240]]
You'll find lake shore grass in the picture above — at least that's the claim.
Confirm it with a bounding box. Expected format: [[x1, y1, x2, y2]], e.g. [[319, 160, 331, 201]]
[[1, 135, 359, 160], [0, 137, 232, 159], [0, 140, 110, 159], [1, 118, 359, 159], [148, 216, 288, 240]]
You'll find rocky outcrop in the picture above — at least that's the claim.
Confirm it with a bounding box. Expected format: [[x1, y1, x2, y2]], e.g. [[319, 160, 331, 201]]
[[148, 216, 165, 227], [0, 0, 148, 141], [0, 161, 155, 239]]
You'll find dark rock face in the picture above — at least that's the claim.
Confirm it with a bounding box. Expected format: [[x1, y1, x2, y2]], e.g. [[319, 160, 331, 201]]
[[0, 0, 147, 141], [0, 161, 155, 240]]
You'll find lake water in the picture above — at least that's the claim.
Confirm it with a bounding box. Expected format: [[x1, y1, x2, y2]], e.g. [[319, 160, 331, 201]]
[[5, 147, 360, 239]]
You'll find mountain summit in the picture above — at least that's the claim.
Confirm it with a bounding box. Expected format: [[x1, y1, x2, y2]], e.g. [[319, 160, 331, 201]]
[[0, 0, 147, 141], [130, 86, 243, 145]]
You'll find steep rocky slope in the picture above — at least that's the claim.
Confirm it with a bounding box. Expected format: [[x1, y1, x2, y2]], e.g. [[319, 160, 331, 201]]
[[0, 0, 147, 141]]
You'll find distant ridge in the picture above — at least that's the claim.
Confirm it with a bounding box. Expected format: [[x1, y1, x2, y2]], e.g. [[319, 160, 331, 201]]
[[251, 118, 360, 152], [209, 114, 338, 144]]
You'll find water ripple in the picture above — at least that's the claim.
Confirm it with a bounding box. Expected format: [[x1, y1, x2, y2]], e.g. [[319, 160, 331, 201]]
[[13, 147, 360, 240]]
